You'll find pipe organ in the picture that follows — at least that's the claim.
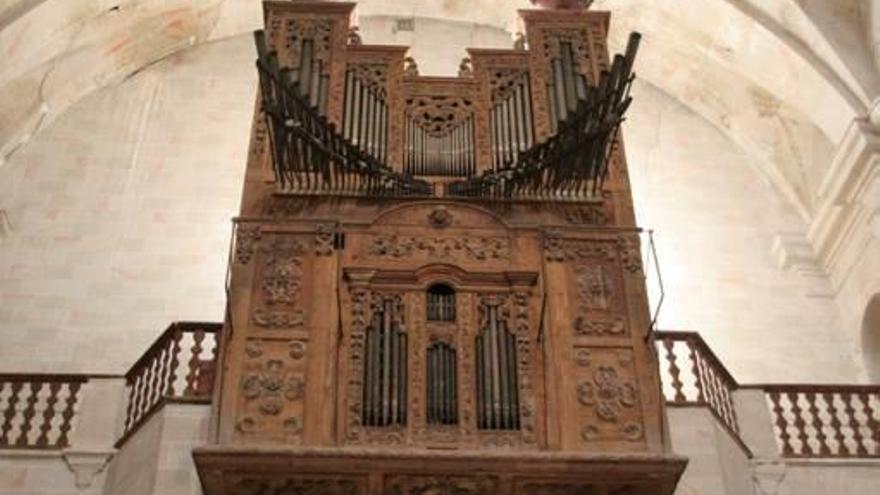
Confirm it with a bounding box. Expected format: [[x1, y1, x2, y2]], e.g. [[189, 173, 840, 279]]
[[362, 295, 407, 427], [196, 2, 686, 494], [546, 41, 590, 134], [343, 66, 389, 164], [426, 342, 458, 426], [489, 70, 535, 171], [404, 113, 476, 177], [475, 299, 520, 431]]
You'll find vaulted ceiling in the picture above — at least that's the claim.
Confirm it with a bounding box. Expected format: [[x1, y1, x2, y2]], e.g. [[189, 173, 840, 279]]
[[1, 0, 878, 222]]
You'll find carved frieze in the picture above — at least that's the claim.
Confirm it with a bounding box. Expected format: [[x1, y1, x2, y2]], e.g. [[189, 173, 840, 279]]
[[267, 16, 335, 69], [540, 27, 593, 82], [235, 225, 262, 264], [368, 235, 509, 261], [384, 475, 497, 495], [564, 204, 611, 225], [488, 68, 529, 102], [405, 95, 474, 136], [228, 476, 364, 495], [253, 309, 306, 329], [348, 63, 388, 96], [315, 224, 335, 256], [573, 317, 625, 336]]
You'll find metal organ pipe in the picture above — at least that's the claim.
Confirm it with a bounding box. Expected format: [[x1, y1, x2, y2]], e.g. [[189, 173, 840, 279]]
[[427, 343, 458, 425], [476, 304, 520, 430], [490, 73, 534, 171], [342, 67, 389, 164], [362, 299, 407, 427], [404, 115, 476, 177]]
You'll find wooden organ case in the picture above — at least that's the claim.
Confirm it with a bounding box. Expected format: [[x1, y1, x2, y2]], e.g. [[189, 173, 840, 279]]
[[193, 1, 687, 494]]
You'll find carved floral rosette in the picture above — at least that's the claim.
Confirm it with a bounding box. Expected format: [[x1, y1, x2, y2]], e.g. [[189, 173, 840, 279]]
[[235, 338, 308, 441], [573, 347, 644, 444]]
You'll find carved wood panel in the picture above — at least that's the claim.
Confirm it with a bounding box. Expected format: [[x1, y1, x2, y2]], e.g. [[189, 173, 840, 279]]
[[543, 235, 638, 340], [573, 347, 645, 445], [234, 337, 308, 442], [250, 236, 312, 332], [227, 474, 367, 495], [384, 475, 498, 495]]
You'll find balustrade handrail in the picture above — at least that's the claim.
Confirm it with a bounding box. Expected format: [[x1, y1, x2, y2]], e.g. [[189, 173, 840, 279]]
[[0, 374, 91, 450], [117, 322, 222, 447], [4, 326, 878, 460], [654, 330, 744, 458], [654, 330, 880, 459]]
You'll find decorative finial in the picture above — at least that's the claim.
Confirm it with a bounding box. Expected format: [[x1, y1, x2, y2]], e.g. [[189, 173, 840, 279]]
[[513, 32, 527, 51], [458, 57, 473, 77], [347, 26, 362, 45], [403, 57, 419, 76]]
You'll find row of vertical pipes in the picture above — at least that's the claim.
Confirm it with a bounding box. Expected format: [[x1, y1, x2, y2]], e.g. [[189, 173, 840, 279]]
[[254, 31, 431, 196], [342, 68, 389, 163], [490, 73, 535, 171], [404, 115, 476, 177], [426, 343, 458, 425], [426, 286, 456, 322], [476, 305, 521, 430], [290, 39, 330, 115], [362, 298, 408, 427], [546, 41, 589, 134]]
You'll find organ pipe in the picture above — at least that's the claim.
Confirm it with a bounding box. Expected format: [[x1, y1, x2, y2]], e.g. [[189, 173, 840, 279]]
[[427, 343, 458, 425], [342, 68, 389, 164], [490, 73, 534, 171], [404, 115, 476, 177], [363, 297, 408, 427], [476, 304, 520, 430]]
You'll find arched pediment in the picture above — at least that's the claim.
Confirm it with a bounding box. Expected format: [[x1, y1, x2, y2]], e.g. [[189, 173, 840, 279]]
[[369, 201, 510, 232]]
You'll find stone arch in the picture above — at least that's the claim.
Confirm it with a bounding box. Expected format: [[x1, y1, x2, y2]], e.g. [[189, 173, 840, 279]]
[[862, 293, 880, 382]]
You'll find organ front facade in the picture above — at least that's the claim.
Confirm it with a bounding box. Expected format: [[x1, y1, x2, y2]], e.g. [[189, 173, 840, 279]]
[[192, 1, 688, 493]]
